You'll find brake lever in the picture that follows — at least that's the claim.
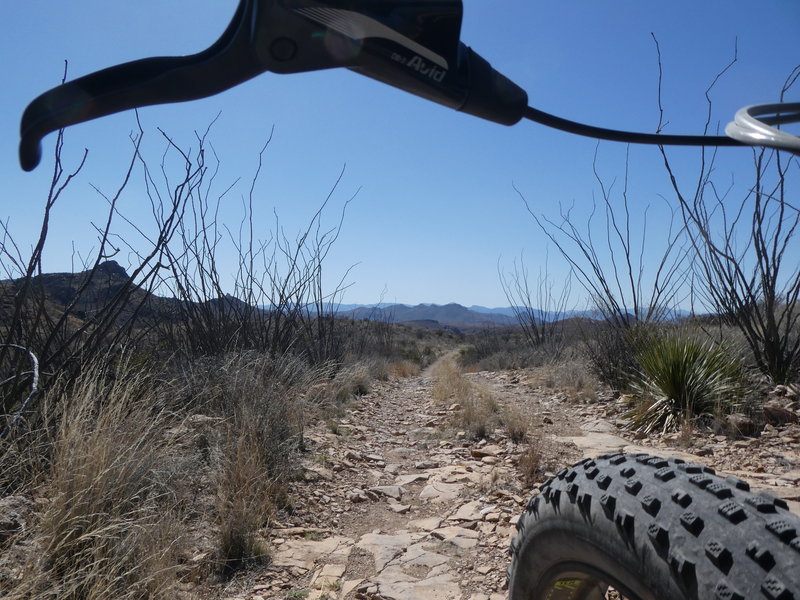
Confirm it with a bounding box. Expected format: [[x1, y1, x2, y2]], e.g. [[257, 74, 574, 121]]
[[20, 0, 528, 171]]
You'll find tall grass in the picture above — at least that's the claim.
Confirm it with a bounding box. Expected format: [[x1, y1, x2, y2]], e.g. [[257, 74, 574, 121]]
[[628, 333, 749, 434], [10, 360, 182, 600], [432, 358, 500, 439], [431, 358, 470, 404], [186, 352, 320, 576]]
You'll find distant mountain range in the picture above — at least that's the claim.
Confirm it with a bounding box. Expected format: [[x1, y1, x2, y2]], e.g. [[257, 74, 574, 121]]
[[327, 302, 597, 329], [1, 261, 602, 332]]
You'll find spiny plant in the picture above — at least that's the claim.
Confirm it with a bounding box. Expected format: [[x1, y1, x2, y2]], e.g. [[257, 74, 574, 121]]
[[628, 333, 749, 434]]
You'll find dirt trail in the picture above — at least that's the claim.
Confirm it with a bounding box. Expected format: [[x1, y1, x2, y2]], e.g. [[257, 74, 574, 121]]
[[218, 367, 800, 600]]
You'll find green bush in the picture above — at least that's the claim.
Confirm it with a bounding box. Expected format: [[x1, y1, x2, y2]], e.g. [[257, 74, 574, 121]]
[[628, 333, 749, 434]]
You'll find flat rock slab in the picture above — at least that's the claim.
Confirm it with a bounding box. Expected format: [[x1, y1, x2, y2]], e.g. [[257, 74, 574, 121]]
[[394, 473, 431, 486], [310, 563, 347, 590], [357, 531, 425, 571], [419, 480, 464, 502], [408, 517, 442, 531], [448, 499, 483, 521], [271, 535, 354, 572], [370, 485, 404, 500], [431, 526, 481, 549], [394, 542, 451, 569], [470, 444, 502, 458], [372, 568, 461, 600]]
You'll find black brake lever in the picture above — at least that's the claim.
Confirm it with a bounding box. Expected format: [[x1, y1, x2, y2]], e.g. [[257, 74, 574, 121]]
[[19, 0, 528, 171]]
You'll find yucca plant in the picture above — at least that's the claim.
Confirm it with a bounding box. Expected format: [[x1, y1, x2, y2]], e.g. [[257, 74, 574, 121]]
[[628, 333, 748, 434]]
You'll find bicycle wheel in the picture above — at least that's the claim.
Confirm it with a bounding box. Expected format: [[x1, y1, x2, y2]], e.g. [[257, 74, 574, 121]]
[[508, 452, 800, 600]]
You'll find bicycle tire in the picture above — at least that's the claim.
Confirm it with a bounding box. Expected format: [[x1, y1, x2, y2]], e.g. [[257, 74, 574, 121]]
[[508, 452, 800, 600]]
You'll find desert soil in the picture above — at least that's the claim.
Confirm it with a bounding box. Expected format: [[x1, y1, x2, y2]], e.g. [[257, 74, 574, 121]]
[[201, 366, 800, 600]]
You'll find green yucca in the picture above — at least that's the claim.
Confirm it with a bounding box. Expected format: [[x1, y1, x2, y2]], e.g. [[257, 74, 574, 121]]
[[628, 333, 747, 434]]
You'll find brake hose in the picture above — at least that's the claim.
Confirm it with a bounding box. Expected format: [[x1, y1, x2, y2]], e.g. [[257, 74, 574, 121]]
[[523, 106, 740, 148], [524, 102, 800, 153]]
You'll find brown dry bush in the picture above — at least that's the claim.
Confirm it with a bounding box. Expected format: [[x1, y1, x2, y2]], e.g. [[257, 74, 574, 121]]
[[8, 360, 183, 600]]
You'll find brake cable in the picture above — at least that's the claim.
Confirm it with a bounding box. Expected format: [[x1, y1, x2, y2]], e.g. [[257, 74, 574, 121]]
[[18, 0, 800, 171]]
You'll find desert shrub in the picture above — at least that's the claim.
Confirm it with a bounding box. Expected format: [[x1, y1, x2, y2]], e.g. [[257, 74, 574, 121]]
[[627, 333, 750, 434], [195, 353, 317, 575], [171, 351, 320, 576], [10, 362, 182, 600], [583, 322, 656, 391], [457, 330, 557, 371]]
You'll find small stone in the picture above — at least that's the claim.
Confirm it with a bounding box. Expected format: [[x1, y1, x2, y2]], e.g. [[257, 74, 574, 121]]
[[470, 446, 496, 459], [370, 485, 404, 500], [345, 449, 362, 461], [348, 490, 368, 503], [414, 460, 439, 469]]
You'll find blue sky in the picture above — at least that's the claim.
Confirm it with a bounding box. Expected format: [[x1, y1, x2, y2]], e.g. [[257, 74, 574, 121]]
[[2, 1, 798, 308]]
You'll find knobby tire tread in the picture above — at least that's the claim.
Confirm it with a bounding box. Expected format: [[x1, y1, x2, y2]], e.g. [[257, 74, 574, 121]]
[[508, 452, 800, 600]]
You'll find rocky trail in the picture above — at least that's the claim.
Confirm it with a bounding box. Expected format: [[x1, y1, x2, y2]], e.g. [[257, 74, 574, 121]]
[[218, 367, 800, 600]]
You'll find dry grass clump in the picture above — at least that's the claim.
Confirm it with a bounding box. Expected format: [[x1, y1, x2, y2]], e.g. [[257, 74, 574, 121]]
[[533, 357, 601, 403], [499, 404, 529, 443], [330, 362, 372, 402], [432, 359, 500, 440], [183, 352, 318, 576], [1, 350, 333, 595], [388, 360, 420, 379], [457, 384, 499, 440], [431, 358, 470, 403], [9, 361, 182, 600], [0, 425, 52, 497], [216, 416, 274, 577], [516, 435, 553, 487]]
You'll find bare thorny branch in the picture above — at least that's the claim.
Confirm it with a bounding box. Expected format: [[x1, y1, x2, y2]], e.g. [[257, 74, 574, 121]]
[[656, 36, 800, 382]]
